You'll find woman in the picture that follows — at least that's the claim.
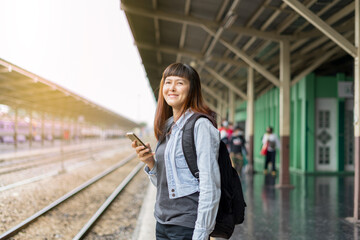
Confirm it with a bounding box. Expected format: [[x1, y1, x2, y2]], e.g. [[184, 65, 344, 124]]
[[131, 63, 221, 240]]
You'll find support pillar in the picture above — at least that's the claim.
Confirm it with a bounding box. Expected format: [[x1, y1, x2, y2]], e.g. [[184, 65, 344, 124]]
[[60, 116, 65, 173], [51, 115, 55, 145], [228, 89, 235, 124], [14, 107, 18, 150], [28, 110, 32, 149], [41, 112, 45, 147], [277, 40, 293, 188], [246, 67, 255, 173], [75, 117, 78, 142], [353, 0, 360, 221], [217, 102, 222, 125], [221, 92, 228, 121]]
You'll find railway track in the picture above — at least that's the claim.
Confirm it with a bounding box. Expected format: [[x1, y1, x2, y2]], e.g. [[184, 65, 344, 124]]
[[0, 140, 124, 174], [0, 153, 145, 240], [0, 140, 129, 191]]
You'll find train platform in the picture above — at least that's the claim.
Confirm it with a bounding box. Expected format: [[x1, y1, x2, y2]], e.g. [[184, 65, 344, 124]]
[[134, 172, 359, 240]]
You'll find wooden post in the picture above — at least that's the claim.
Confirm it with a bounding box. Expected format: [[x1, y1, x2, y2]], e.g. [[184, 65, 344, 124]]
[[14, 107, 18, 150], [41, 112, 45, 147], [220, 91, 227, 121], [277, 40, 293, 188], [246, 67, 255, 173], [217, 101, 222, 125], [228, 89, 235, 124], [60, 115, 65, 173], [51, 115, 55, 145], [354, 0, 360, 221], [28, 110, 32, 149]]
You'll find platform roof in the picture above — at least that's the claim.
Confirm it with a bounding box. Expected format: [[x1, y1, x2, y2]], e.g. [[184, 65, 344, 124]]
[[0, 58, 139, 130], [121, 0, 355, 101]]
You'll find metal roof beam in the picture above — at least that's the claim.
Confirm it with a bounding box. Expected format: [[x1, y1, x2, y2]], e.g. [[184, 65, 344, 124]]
[[203, 27, 280, 87], [246, 0, 271, 27], [152, 0, 162, 65], [290, 3, 355, 52], [302, 0, 350, 33], [282, 0, 357, 57], [197, 0, 232, 84], [201, 84, 228, 107], [241, 2, 289, 54], [276, 0, 318, 33], [136, 41, 247, 68], [211, 0, 278, 86], [291, 47, 343, 85], [258, 0, 346, 62], [176, 0, 191, 62], [204, 0, 240, 59], [222, 1, 291, 85], [202, 63, 247, 100], [269, 31, 354, 84], [260, 19, 353, 66], [253, 30, 353, 94], [120, 3, 295, 41], [198, 0, 240, 75]]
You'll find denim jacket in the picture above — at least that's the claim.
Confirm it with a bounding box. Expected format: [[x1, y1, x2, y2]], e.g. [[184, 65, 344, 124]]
[[145, 110, 221, 240]]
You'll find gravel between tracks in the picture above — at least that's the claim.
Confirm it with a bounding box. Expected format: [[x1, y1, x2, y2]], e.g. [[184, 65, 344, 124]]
[[0, 146, 150, 240]]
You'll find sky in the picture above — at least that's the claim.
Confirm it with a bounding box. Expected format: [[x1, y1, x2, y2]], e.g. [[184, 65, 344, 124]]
[[0, 0, 157, 127]]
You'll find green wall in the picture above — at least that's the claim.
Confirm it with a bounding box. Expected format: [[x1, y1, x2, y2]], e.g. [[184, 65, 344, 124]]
[[291, 73, 315, 173], [236, 73, 353, 174], [234, 101, 247, 122]]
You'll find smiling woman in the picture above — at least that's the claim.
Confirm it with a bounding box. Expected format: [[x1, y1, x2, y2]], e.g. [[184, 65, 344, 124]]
[[129, 63, 221, 240], [163, 76, 190, 120], [154, 63, 217, 139]]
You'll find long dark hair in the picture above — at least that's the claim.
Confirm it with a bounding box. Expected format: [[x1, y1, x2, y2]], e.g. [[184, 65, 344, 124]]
[[154, 63, 217, 140]]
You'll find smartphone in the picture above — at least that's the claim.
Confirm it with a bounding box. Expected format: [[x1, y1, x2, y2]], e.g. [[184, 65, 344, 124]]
[[126, 132, 148, 148]]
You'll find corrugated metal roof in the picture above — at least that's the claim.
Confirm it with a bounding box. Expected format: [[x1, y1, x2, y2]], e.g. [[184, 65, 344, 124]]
[[121, 0, 355, 101]]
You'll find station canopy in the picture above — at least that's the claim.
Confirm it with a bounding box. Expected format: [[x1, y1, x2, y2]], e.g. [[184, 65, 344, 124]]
[[121, 0, 355, 100], [0, 58, 139, 130]]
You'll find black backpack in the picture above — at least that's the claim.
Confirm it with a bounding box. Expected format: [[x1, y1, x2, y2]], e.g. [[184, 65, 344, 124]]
[[182, 113, 246, 239]]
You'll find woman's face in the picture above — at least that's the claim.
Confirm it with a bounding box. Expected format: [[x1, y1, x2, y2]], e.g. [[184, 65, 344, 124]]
[[163, 76, 190, 111]]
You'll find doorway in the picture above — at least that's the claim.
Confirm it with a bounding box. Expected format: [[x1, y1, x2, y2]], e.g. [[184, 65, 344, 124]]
[[315, 98, 337, 171]]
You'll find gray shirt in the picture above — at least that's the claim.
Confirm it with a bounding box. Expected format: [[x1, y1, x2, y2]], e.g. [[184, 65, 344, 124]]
[[154, 134, 199, 228], [145, 110, 221, 240]]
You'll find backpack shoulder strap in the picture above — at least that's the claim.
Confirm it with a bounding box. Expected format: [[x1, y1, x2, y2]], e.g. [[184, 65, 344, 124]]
[[182, 112, 211, 179]]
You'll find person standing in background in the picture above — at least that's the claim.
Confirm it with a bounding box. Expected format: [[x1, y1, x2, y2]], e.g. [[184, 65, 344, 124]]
[[227, 122, 234, 142], [262, 126, 280, 176], [230, 126, 246, 175], [219, 120, 229, 149]]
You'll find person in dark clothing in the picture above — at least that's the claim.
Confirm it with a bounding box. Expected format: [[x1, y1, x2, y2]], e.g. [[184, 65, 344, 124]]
[[230, 127, 246, 175]]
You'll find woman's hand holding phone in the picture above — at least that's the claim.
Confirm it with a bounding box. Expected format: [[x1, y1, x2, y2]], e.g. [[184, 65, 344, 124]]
[[126, 132, 155, 169], [131, 141, 155, 170]]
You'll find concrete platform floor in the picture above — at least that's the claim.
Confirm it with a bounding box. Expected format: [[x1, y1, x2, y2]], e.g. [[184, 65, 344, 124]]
[[229, 172, 358, 240], [134, 172, 360, 240]]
